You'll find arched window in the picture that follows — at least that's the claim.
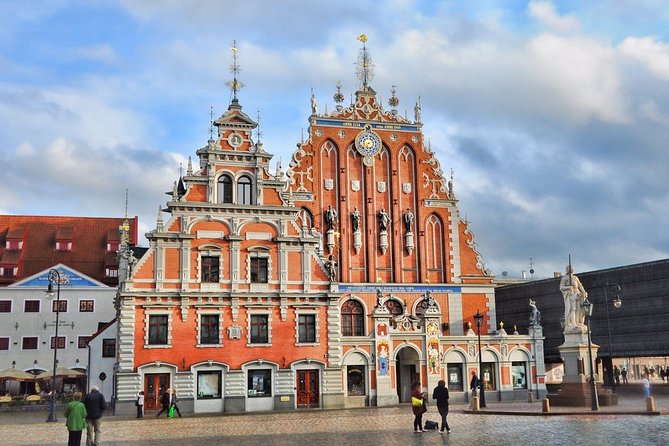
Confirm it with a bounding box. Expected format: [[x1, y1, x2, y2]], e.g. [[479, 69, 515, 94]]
[[237, 175, 253, 205], [217, 175, 233, 204], [341, 300, 365, 336], [415, 299, 429, 319], [385, 299, 404, 317]]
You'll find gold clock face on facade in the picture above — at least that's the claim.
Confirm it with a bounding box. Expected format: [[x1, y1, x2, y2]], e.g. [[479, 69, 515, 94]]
[[354, 125, 382, 158]]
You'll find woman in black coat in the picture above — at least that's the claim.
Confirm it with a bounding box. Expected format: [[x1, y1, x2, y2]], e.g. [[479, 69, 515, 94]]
[[432, 380, 450, 433]]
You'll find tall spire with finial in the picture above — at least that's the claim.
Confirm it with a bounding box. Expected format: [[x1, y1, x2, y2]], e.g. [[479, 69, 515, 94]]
[[388, 85, 399, 115], [333, 81, 344, 111], [256, 110, 263, 143], [225, 40, 245, 106], [209, 106, 214, 139], [356, 34, 374, 89]]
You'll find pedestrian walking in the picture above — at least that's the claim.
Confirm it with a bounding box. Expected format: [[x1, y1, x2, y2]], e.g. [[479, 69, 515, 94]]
[[64, 391, 87, 446], [470, 371, 479, 398], [156, 388, 170, 417], [410, 380, 426, 433], [614, 366, 621, 386], [621, 368, 628, 384], [643, 376, 651, 399], [170, 389, 182, 417], [135, 390, 144, 418], [432, 379, 450, 434], [82, 385, 106, 446]]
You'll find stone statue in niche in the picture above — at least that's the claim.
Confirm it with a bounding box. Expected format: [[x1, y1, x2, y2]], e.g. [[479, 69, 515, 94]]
[[325, 205, 337, 231], [325, 255, 337, 282], [403, 208, 414, 233], [351, 207, 361, 232], [378, 207, 389, 232]]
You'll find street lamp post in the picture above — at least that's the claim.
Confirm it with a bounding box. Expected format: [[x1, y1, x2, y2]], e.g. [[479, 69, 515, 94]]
[[582, 298, 599, 411], [473, 310, 486, 408], [603, 283, 622, 391], [45, 269, 62, 423]]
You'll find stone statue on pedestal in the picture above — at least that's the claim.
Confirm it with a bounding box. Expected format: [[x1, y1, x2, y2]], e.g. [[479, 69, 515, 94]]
[[560, 265, 588, 331]]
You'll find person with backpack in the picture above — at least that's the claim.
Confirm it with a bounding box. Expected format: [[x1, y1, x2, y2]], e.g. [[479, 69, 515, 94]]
[[432, 379, 451, 434]]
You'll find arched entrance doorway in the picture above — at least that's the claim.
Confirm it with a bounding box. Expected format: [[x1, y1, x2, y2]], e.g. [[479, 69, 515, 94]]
[[395, 345, 420, 403]]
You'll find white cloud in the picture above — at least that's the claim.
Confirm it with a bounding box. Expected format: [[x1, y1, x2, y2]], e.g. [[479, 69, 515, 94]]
[[528, 1, 580, 33], [619, 36, 669, 80]]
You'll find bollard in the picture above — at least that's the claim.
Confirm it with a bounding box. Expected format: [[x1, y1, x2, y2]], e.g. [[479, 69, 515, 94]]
[[528, 391, 534, 403], [542, 398, 550, 413], [471, 396, 480, 411], [646, 396, 655, 412]]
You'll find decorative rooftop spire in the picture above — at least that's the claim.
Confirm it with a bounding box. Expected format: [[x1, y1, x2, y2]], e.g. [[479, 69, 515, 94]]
[[333, 81, 344, 111], [355, 34, 374, 89], [225, 40, 245, 105], [388, 85, 399, 115], [209, 106, 214, 139], [256, 110, 263, 143]]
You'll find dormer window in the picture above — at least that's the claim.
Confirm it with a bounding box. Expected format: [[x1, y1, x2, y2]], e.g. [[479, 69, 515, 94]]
[[106, 241, 120, 252], [1, 266, 17, 277], [5, 226, 25, 251], [106, 228, 121, 252], [55, 227, 73, 251]]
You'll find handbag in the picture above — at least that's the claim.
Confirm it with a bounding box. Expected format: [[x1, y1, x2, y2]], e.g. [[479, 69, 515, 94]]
[[167, 406, 175, 418], [411, 396, 423, 407], [134, 398, 139, 407]]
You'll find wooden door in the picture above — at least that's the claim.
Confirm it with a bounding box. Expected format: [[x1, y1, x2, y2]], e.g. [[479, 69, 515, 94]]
[[144, 373, 170, 411], [296, 370, 319, 408]]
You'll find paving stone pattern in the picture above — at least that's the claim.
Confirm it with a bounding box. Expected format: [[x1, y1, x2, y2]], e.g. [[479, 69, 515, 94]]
[[3, 395, 669, 446]]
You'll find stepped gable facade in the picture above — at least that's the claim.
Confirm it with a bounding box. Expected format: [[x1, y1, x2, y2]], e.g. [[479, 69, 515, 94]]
[[115, 41, 546, 416]]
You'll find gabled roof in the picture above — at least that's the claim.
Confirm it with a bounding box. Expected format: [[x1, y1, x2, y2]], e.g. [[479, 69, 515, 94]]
[[0, 215, 139, 287]]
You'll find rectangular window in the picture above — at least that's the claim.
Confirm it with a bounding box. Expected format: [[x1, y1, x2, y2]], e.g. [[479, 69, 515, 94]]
[[22, 337, 38, 350], [200, 314, 220, 345], [6, 240, 21, 250], [1, 267, 14, 278], [347, 365, 366, 396], [105, 267, 119, 278], [201, 256, 220, 283], [102, 338, 116, 358], [481, 362, 496, 391], [106, 241, 120, 252], [298, 314, 316, 343], [50, 336, 66, 349], [52, 300, 67, 313], [250, 314, 268, 344], [0, 338, 9, 350], [79, 300, 94, 312], [148, 315, 169, 345], [55, 241, 72, 251], [446, 364, 463, 391], [197, 371, 222, 399], [511, 362, 527, 389], [250, 257, 268, 283], [247, 369, 271, 397], [78, 336, 91, 349], [24, 300, 40, 312], [0, 300, 12, 312]]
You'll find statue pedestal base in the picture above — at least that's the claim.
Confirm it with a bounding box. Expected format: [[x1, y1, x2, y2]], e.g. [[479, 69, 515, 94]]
[[548, 330, 618, 407]]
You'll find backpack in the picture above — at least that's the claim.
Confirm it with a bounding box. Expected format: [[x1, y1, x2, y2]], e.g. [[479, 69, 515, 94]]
[[424, 420, 439, 430]]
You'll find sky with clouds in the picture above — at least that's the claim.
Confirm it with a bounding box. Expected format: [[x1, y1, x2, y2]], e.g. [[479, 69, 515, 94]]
[[1, 0, 668, 279]]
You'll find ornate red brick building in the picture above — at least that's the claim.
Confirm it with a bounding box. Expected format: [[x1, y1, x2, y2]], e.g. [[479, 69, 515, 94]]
[[115, 40, 546, 415]]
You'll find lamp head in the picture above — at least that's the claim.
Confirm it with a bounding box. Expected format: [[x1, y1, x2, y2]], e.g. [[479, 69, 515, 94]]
[[582, 298, 593, 317], [473, 310, 483, 328], [45, 282, 55, 298], [613, 297, 622, 309]]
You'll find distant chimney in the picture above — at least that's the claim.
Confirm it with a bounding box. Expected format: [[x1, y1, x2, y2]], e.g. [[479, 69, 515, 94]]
[[502, 271, 508, 276], [522, 271, 527, 279], [554, 272, 562, 278]]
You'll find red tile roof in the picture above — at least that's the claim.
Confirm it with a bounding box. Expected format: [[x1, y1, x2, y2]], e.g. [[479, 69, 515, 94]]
[[0, 215, 138, 287]]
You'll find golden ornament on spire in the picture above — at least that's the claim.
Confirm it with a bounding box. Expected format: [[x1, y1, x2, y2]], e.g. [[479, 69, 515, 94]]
[[357, 34, 367, 43]]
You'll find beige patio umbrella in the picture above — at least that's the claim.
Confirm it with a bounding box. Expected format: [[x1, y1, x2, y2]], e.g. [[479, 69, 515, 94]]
[[0, 368, 37, 381], [36, 367, 86, 379]]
